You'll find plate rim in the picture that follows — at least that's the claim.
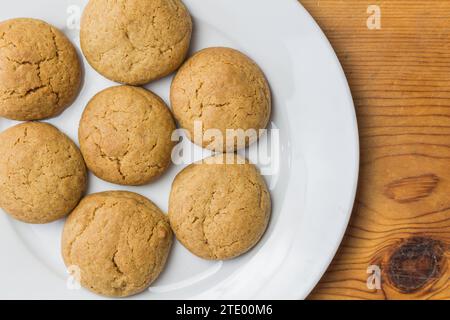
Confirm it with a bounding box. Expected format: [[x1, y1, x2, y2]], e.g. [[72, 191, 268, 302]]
[[296, 2, 360, 299]]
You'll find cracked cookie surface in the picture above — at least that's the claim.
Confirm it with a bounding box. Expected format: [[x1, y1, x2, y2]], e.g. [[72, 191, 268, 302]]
[[169, 154, 271, 260], [171, 47, 271, 151], [80, 0, 192, 85], [79, 86, 176, 185], [62, 191, 172, 297], [0, 18, 81, 120], [0, 122, 87, 223]]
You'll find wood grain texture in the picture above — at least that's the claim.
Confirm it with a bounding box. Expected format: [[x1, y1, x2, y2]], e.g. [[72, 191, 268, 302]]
[[300, 0, 450, 300]]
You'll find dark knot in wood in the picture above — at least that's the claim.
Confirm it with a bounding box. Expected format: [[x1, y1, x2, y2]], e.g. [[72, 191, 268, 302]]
[[386, 237, 445, 293]]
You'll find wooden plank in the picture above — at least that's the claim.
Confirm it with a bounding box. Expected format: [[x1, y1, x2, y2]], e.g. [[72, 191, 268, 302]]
[[299, 0, 450, 300]]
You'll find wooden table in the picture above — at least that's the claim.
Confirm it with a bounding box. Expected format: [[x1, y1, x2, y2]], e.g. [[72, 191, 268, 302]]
[[300, 0, 450, 300]]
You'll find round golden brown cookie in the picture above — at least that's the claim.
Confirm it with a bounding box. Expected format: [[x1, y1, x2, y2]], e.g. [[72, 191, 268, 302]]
[[79, 86, 176, 185], [62, 191, 173, 297], [170, 47, 271, 151], [168, 154, 271, 260], [0, 18, 81, 120], [80, 0, 192, 85], [0, 122, 87, 224]]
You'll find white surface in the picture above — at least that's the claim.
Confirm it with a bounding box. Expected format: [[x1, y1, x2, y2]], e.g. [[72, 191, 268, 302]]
[[0, 0, 359, 300]]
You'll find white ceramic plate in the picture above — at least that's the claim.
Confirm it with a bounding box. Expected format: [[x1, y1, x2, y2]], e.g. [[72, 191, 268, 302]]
[[0, 0, 359, 300]]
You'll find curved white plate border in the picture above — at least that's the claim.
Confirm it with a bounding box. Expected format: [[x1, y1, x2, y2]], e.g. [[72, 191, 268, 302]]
[[0, 0, 359, 300], [291, 2, 360, 299]]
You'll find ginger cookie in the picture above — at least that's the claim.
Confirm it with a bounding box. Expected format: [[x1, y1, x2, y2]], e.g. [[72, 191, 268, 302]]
[[0, 122, 87, 224], [170, 47, 271, 151], [62, 191, 173, 297], [80, 0, 192, 85], [79, 86, 176, 186], [0, 18, 81, 120], [168, 154, 271, 260]]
